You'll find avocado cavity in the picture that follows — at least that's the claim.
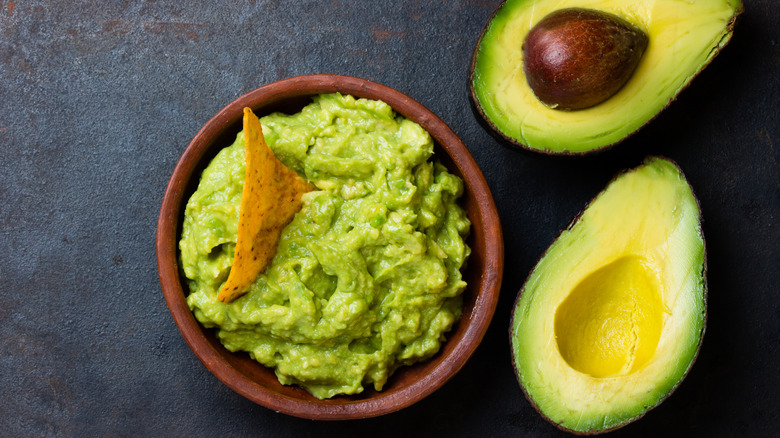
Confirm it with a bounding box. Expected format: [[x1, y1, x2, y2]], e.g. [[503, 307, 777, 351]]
[[554, 256, 664, 378]]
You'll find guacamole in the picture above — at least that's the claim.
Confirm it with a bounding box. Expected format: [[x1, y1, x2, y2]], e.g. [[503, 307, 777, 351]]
[[179, 93, 471, 399]]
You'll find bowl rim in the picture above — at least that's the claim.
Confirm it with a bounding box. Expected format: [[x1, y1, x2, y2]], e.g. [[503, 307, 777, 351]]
[[156, 74, 503, 420]]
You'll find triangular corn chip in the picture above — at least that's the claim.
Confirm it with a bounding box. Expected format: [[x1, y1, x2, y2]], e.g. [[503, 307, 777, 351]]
[[217, 108, 313, 303]]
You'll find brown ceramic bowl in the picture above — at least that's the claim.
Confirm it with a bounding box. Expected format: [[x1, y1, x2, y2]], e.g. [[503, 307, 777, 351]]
[[156, 74, 503, 420]]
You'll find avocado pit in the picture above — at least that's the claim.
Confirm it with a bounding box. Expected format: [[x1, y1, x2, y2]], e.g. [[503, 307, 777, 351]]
[[522, 8, 649, 110]]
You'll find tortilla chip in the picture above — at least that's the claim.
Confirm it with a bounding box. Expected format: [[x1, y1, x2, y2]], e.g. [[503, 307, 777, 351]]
[[217, 108, 313, 303]]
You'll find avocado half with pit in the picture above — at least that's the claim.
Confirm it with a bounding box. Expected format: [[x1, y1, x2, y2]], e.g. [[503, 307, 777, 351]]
[[470, 0, 742, 154], [511, 157, 706, 433]]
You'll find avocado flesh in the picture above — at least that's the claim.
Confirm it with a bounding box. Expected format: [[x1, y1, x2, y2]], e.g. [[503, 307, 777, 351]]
[[471, 0, 741, 154], [511, 158, 706, 433]]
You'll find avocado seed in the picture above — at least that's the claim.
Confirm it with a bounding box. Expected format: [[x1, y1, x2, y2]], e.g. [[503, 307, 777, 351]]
[[522, 8, 648, 111]]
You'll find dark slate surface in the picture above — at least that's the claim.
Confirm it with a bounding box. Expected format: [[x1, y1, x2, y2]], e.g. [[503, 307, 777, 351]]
[[1, 1, 777, 436]]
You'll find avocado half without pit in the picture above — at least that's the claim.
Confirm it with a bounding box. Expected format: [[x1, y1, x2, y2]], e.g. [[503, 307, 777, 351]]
[[511, 157, 706, 434], [470, 0, 742, 154]]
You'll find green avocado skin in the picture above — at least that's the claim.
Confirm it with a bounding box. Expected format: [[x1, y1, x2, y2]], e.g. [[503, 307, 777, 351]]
[[511, 158, 706, 433], [179, 93, 471, 399]]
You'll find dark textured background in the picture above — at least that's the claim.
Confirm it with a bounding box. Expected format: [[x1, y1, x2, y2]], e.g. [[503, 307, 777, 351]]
[[1, 1, 777, 436]]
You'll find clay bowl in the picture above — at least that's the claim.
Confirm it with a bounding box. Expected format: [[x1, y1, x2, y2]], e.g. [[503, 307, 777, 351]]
[[156, 74, 503, 420]]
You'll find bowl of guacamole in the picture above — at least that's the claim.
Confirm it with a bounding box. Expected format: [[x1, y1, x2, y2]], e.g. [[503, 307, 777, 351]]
[[157, 74, 503, 419]]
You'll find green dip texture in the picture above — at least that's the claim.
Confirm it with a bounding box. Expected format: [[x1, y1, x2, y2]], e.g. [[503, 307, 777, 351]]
[[179, 93, 471, 399]]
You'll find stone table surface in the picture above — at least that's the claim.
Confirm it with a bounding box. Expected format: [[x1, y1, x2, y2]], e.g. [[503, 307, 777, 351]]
[[1, 1, 777, 436]]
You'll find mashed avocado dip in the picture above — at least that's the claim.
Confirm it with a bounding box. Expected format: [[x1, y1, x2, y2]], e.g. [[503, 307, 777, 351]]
[[179, 93, 471, 399]]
